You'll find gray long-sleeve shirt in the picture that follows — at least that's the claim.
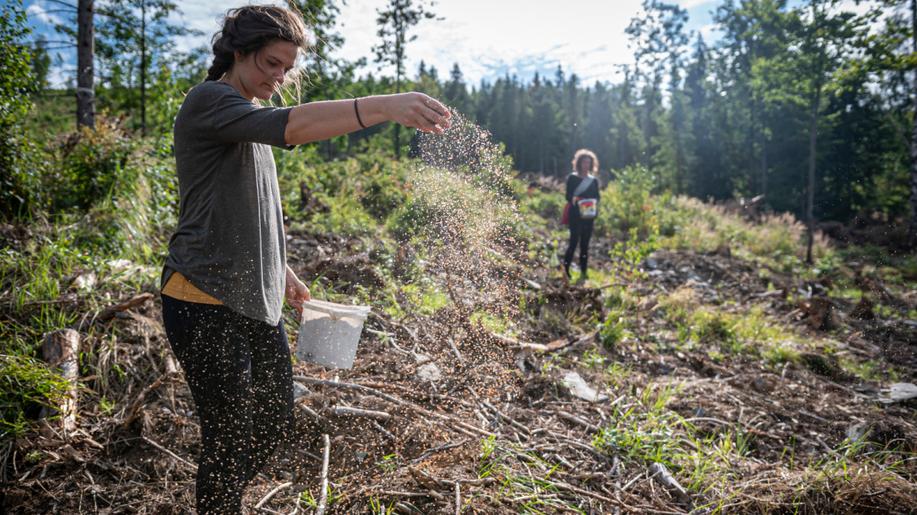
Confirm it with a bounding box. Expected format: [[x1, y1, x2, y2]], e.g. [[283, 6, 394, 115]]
[[163, 80, 295, 325]]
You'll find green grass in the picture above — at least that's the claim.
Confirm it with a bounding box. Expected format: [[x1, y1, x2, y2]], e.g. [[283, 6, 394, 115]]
[[477, 434, 498, 479], [660, 197, 832, 273], [401, 282, 450, 316], [368, 497, 396, 514], [604, 361, 631, 388], [581, 347, 606, 369], [598, 308, 628, 349], [0, 354, 71, 438], [589, 381, 756, 511], [656, 286, 802, 365], [829, 286, 863, 301], [470, 310, 516, 337], [479, 435, 586, 512], [838, 357, 899, 383], [376, 452, 400, 473]]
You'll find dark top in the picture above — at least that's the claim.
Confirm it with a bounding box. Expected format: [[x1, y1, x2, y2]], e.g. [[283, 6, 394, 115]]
[[163, 80, 295, 325], [565, 173, 601, 219]]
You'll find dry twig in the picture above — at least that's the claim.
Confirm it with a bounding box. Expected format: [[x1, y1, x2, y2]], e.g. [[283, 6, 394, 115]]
[[255, 481, 293, 510], [316, 434, 330, 515]]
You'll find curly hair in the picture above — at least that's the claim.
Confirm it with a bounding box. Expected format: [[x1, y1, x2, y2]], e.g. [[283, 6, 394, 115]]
[[571, 148, 599, 174], [206, 5, 310, 93]]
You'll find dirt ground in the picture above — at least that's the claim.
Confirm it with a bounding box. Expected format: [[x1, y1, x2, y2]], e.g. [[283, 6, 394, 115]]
[[3, 225, 916, 514]]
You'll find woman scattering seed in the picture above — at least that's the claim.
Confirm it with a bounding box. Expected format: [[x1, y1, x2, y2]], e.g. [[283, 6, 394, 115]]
[[158, 5, 451, 513]]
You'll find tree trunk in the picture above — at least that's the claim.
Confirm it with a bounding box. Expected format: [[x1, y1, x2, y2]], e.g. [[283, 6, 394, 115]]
[[806, 85, 820, 264], [756, 93, 768, 204], [140, 0, 147, 136], [909, 0, 917, 248], [394, 75, 401, 159], [393, 9, 402, 160], [760, 127, 768, 204], [76, 0, 94, 129]]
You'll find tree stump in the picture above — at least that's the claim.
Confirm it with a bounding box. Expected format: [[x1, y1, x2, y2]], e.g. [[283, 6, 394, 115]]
[[41, 329, 80, 436]]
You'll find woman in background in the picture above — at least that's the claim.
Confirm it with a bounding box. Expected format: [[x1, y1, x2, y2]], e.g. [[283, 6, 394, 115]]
[[563, 148, 601, 283], [159, 5, 451, 512]]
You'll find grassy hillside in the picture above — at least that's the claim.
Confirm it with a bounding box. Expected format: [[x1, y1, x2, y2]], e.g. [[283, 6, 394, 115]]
[[2, 116, 915, 513]]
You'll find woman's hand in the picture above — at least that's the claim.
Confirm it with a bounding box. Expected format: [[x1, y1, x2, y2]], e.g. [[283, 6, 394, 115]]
[[285, 265, 310, 316], [383, 92, 452, 134]]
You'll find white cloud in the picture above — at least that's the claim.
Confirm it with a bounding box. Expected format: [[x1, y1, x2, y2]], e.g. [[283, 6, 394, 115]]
[[336, 0, 648, 84], [26, 3, 64, 26], [674, 0, 718, 8], [698, 23, 719, 43], [166, 3, 227, 54]]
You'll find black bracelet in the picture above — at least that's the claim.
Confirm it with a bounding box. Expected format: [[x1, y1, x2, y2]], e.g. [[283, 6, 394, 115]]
[[353, 97, 367, 129]]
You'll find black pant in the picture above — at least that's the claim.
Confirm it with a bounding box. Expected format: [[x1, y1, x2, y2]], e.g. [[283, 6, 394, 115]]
[[564, 216, 594, 274], [161, 295, 293, 514]]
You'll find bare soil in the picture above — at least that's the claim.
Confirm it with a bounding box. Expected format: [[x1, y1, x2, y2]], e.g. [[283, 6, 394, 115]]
[[3, 226, 916, 514]]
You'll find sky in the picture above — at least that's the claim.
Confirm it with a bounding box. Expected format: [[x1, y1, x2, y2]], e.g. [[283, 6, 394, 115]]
[[22, 0, 875, 88], [331, 0, 721, 85], [21, 0, 723, 87]]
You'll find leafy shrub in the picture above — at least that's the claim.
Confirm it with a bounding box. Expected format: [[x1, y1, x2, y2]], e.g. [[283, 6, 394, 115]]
[[609, 226, 659, 281], [277, 150, 409, 234], [49, 119, 137, 213], [312, 194, 378, 236], [521, 188, 564, 222], [386, 166, 508, 244], [43, 119, 176, 259], [0, 1, 40, 220], [355, 155, 408, 219], [600, 164, 660, 239]]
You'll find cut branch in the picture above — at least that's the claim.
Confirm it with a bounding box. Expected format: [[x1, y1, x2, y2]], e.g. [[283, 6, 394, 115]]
[[255, 481, 293, 510], [332, 405, 392, 421], [316, 434, 330, 515], [76, 292, 153, 331], [142, 436, 196, 471]]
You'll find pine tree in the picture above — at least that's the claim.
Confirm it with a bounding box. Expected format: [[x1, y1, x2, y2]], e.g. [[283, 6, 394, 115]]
[[444, 63, 470, 115], [373, 0, 437, 158]]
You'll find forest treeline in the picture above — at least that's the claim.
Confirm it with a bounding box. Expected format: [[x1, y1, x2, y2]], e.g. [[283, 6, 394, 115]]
[[414, 0, 916, 229], [3, 0, 916, 235]]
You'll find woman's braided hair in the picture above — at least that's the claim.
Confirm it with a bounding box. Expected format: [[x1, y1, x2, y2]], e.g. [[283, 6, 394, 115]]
[[206, 5, 309, 87]]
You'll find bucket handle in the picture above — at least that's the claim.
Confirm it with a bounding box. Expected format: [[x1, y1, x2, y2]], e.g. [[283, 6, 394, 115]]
[[303, 301, 370, 321]]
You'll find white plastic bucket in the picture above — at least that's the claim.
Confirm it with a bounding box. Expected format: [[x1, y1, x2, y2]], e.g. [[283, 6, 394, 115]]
[[295, 299, 371, 369]]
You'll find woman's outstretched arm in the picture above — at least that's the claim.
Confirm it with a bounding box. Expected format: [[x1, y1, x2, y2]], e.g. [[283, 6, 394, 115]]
[[284, 92, 451, 145]]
